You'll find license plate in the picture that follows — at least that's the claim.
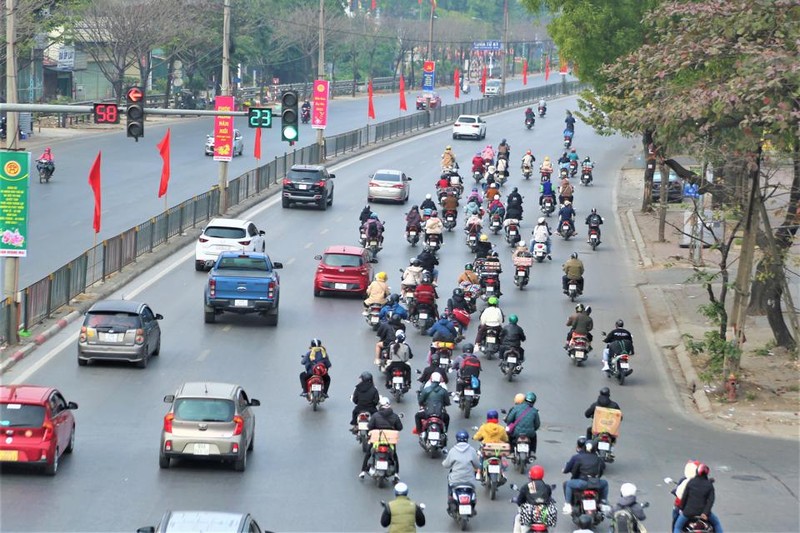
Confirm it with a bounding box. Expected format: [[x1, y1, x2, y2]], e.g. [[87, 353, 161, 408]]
[[234, 299, 248, 308], [464, 389, 475, 396], [193, 443, 210, 456], [409, 231, 417, 236], [0, 450, 19, 461], [486, 286, 494, 293], [447, 216, 455, 222], [370, 316, 379, 324], [99, 332, 122, 342], [591, 235, 598, 240], [428, 431, 440, 440], [486, 336, 496, 344], [459, 505, 472, 516], [393, 376, 404, 384], [569, 284, 577, 291], [419, 313, 428, 319], [311, 383, 322, 392], [334, 283, 348, 290], [517, 443, 529, 453], [598, 441, 611, 451], [376, 460, 389, 470], [583, 499, 597, 511], [517, 269, 526, 276], [299, 184, 309, 190], [509, 230, 517, 235], [620, 362, 630, 369], [507, 356, 517, 364], [575, 351, 584, 358], [439, 358, 450, 366], [488, 464, 501, 474], [369, 241, 378, 247], [358, 422, 369, 430]]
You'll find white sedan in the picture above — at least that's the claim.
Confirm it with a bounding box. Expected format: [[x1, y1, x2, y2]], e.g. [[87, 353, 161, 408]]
[[452, 115, 487, 140]]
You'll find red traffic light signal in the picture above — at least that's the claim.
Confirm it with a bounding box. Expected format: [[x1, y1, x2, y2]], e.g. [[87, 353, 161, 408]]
[[126, 87, 143, 103]]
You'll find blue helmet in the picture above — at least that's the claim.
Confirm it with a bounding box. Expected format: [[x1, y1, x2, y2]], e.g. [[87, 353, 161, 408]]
[[369, 212, 378, 220], [487, 410, 499, 420], [456, 430, 469, 443]]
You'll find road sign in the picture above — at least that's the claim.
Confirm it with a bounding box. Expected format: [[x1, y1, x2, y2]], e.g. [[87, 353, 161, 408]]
[[422, 61, 436, 92], [472, 41, 501, 51], [0, 152, 30, 257], [126, 86, 143, 103]]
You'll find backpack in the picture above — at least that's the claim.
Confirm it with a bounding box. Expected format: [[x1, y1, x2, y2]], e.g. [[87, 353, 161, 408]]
[[308, 346, 327, 363], [367, 221, 379, 238], [462, 355, 481, 373], [612, 508, 639, 533]]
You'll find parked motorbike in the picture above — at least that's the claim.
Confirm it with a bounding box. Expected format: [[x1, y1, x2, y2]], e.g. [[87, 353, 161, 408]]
[[304, 363, 328, 411], [418, 414, 447, 457], [531, 242, 548, 263], [588, 226, 601, 250], [567, 333, 590, 365], [505, 220, 521, 245], [365, 303, 382, 330], [479, 442, 510, 500], [499, 346, 523, 381], [480, 325, 502, 359], [447, 483, 477, 531], [443, 210, 458, 231], [406, 224, 421, 246]]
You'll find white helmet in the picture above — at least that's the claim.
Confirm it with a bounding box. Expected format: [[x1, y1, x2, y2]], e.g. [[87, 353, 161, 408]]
[[431, 372, 442, 383], [494, 195, 500, 200], [426, 193, 432, 199], [518, 240, 526, 248], [537, 217, 546, 224], [379, 396, 391, 408], [620, 483, 637, 498]]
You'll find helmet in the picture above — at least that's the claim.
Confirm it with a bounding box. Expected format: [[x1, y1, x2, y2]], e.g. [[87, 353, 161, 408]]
[[456, 430, 469, 443], [493, 195, 500, 200], [526, 150, 531, 155], [395, 330, 406, 341], [600, 387, 611, 397], [453, 288, 464, 297], [575, 303, 585, 312], [486, 409, 499, 420], [487, 296, 499, 306], [508, 314, 518, 324], [411, 258, 421, 266], [620, 483, 637, 498], [422, 271, 432, 283], [563, 200, 571, 205], [591, 208, 597, 214], [489, 251, 499, 258], [462, 343, 474, 354], [411, 204, 419, 211], [544, 156, 550, 161], [514, 393, 525, 404], [360, 371, 373, 382], [537, 217, 545, 224], [697, 463, 710, 476], [518, 240, 526, 248], [571, 148, 576, 153], [512, 187, 519, 193], [370, 212, 378, 219], [480, 234, 489, 242], [423, 244, 432, 252], [529, 465, 544, 480], [445, 145, 452, 150], [389, 293, 400, 304], [616, 319, 624, 328], [426, 193, 432, 199], [465, 263, 473, 271], [525, 392, 537, 404], [501, 138, 507, 144], [571, 252, 579, 259], [379, 396, 391, 408], [431, 210, 438, 217], [310, 338, 322, 348], [577, 436, 587, 448], [488, 165, 496, 173], [577, 515, 593, 529], [431, 372, 442, 383], [394, 482, 409, 496], [585, 441, 594, 452], [376, 272, 387, 281]]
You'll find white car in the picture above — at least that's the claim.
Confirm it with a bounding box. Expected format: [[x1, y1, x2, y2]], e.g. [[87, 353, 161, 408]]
[[484, 79, 501, 97], [452, 115, 487, 140], [194, 218, 266, 271]]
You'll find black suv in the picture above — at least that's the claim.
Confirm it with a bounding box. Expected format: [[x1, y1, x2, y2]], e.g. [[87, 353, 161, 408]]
[[282, 164, 335, 210]]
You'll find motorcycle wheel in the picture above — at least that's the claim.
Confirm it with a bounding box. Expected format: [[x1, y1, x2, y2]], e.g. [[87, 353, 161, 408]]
[[617, 367, 626, 385], [570, 292, 576, 302], [462, 400, 471, 419], [459, 517, 469, 531], [377, 475, 386, 489], [392, 388, 402, 403], [506, 367, 514, 382], [517, 453, 528, 474], [489, 477, 497, 500], [591, 239, 598, 251]]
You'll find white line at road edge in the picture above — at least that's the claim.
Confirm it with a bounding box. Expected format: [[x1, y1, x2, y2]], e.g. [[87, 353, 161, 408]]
[[10, 97, 576, 385]]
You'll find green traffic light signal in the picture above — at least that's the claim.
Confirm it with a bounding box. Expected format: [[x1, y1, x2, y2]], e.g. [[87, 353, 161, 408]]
[[281, 90, 299, 143]]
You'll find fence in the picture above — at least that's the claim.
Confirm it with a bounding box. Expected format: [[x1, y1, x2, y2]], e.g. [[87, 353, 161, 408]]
[[5, 80, 582, 339]]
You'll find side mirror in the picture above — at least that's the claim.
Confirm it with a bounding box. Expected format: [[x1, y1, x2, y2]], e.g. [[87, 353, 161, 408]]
[[398, 413, 404, 419], [370, 258, 379, 264], [407, 177, 413, 181], [67, 401, 79, 410], [273, 262, 283, 269], [314, 255, 322, 261], [329, 174, 336, 179], [137, 528, 155, 533], [642, 502, 650, 509], [249, 399, 261, 407], [500, 409, 507, 414], [415, 369, 422, 375], [155, 314, 164, 320], [259, 230, 265, 236], [419, 503, 426, 510], [398, 268, 404, 273], [664, 477, 674, 484], [163, 394, 175, 403]]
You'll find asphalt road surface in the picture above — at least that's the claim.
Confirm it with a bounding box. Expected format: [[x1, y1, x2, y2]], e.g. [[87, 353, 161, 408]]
[[2, 96, 797, 533], [20, 75, 557, 287]]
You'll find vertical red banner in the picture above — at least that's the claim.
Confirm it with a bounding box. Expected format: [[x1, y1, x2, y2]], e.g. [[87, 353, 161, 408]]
[[156, 129, 171, 198], [312, 79, 329, 129], [480, 66, 487, 93], [454, 68, 460, 99], [545, 56, 551, 81], [254, 127, 262, 160], [399, 75, 407, 111], [367, 80, 376, 119], [213, 95, 234, 162], [522, 60, 528, 85], [88, 152, 102, 234]]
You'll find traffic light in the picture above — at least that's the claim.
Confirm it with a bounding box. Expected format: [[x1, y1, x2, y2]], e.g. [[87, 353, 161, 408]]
[[126, 86, 145, 140], [280, 90, 299, 143]]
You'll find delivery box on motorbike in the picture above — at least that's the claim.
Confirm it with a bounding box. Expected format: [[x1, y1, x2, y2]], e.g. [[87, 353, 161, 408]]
[[368, 429, 400, 444], [513, 255, 534, 267], [591, 407, 622, 437]]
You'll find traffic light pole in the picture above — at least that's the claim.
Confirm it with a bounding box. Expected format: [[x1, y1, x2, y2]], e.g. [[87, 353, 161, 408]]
[[218, 0, 232, 215], [4, 0, 20, 341]]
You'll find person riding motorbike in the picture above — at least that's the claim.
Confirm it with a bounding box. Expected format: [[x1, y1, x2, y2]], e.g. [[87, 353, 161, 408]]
[[557, 152, 570, 166], [411, 268, 438, 310], [505, 196, 523, 222], [538, 98, 547, 114], [513, 464, 555, 533], [380, 482, 426, 532], [375, 314, 405, 365], [521, 150, 535, 173], [505, 392, 540, 454], [362, 212, 385, 245], [437, 174, 451, 191], [612, 483, 648, 532], [401, 258, 424, 293], [458, 263, 480, 285], [425, 210, 445, 244], [360, 205, 373, 224], [562, 252, 585, 295], [464, 199, 482, 220], [481, 145, 495, 164], [406, 205, 423, 232], [364, 271, 390, 309], [565, 110, 576, 132], [380, 293, 409, 322], [563, 439, 608, 514], [601, 319, 634, 372], [496, 156, 509, 179], [418, 361, 450, 389], [584, 387, 621, 439], [427, 313, 458, 343], [37, 147, 55, 176], [566, 303, 593, 347], [567, 148, 580, 163], [473, 234, 493, 260], [531, 217, 553, 258], [512, 240, 530, 261], [473, 410, 508, 444], [499, 314, 527, 362], [471, 152, 485, 174], [450, 343, 482, 395], [421, 193, 437, 212], [360, 396, 403, 480], [540, 155, 553, 175], [557, 200, 577, 237], [539, 175, 555, 205], [350, 371, 380, 429], [581, 156, 594, 172], [558, 177, 574, 205], [479, 251, 503, 296], [301, 100, 311, 121], [475, 296, 504, 345], [384, 329, 414, 387], [464, 211, 483, 236], [299, 338, 332, 396], [447, 288, 470, 315], [442, 190, 459, 211], [442, 430, 481, 511], [467, 187, 483, 205], [415, 372, 450, 434], [507, 187, 523, 209], [416, 244, 438, 277], [441, 145, 457, 170], [585, 208, 603, 243], [674, 464, 724, 533], [498, 139, 510, 160], [488, 195, 505, 216], [524, 107, 536, 124]]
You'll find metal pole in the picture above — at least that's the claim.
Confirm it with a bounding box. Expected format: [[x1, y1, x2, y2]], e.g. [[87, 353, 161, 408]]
[[218, 0, 231, 215], [316, 0, 325, 161], [427, 2, 434, 61], [4, 0, 20, 340], [501, 0, 508, 96]]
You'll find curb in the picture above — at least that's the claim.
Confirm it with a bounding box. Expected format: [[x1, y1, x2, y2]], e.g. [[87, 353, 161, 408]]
[[625, 209, 653, 268], [0, 310, 82, 374]]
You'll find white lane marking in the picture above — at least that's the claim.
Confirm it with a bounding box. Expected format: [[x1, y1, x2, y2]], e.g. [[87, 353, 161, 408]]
[[197, 349, 211, 362], [320, 228, 329, 234], [223, 325, 232, 332], [10, 333, 78, 384], [286, 258, 296, 265], [304, 242, 313, 249]]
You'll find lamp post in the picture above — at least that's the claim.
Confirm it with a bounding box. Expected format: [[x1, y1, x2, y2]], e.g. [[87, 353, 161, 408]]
[[500, 0, 508, 96], [4, 0, 20, 340], [218, 0, 231, 215]]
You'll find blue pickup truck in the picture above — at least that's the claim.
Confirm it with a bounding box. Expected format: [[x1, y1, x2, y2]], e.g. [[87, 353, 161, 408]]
[[204, 252, 282, 325]]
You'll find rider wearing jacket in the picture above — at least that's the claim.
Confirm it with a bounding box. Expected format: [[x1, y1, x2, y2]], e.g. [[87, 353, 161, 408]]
[[364, 272, 390, 307], [427, 315, 458, 342], [442, 430, 481, 503], [601, 320, 634, 372], [558, 177, 574, 205], [442, 191, 459, 211], [471, 153, 485, 173], [425, 212, 445, 244], [406, 206, 422, 230], [362, 213, 385, 244], [450, 343, 482, 394], [475, 296, 504, 345], [416, 247, 439, 280], [299, 339, 332, 395], [457, 263, 480, 285], [562, 252, 585, 294], [380, 294, 409, 321], [505, 392, 540, 453], [473, 234, 494, 259], [674, 464, 723, 533], [384, 330, 413, 387], [411, 272, 439, 320], [531, 218, 552, 258], [360, 205, 373, 224], [498, 314, 527, 362], [539, 177, 555, 206], [473, 410, 508, 444], [350, 372, 380, 427], [566, 303, 594, 345], [563, 440, 608, 513], [360, 396, 403, 479], [514, 465, 554, 532], [448, 288, 470, 314], [415, 372, 450, 433], [585, 208, 603, 242], [557, 201, 577, 236], [401, 259, 424, 291], [380, 482, 426, 532], [420, 194, 437, 212], [584, 387, 621, 439]]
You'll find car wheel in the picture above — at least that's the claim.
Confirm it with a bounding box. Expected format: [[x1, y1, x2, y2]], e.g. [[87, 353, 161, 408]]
[[136, 353, 149, 369], [452, 133, 457, 140], [403, 192, 409, 204], [327, 189, 334, 206], [233, 449, 247, 472], [153, 339, 161, 356], [204, 308, 216, 324], [247, 430, 255, 452], [319, 195, 328, 211], [194, 261, 204, 272], [265, 306, 279, 326], [159, 452, 171, 469], [314, 288, 323, 297], [77, 357, 88, 367], [44, 448, 58, 476], [282, 198, 290, 208], [65, 426, 75, 454]]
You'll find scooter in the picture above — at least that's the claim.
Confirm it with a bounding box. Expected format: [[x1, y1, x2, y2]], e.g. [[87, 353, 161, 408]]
[[443, 210, 458, 231], [512, 435, 534, 474], [364, 303, 382, 330], [566, 279, 583, 302], [505, 220, 521, 245], [580, 167, 593, 185], [406, 224, 421, 246], [513, 254, 533, 289], [354, 411, 372, 452], [567, 333, 590, 365], [588, 227, 601, 250], [538, 105, 547, 118], [479, 442, 510, 500], [489, 213, 504, 234], [480, 325, 502, 359], [499, 347, 523, 381], [301, 107, 311, 124], [559, 219, 574, 240], [447, 483, 477, 530], [570, 485, 609, 528], [457, 377, 480, 419], [304, 364, 328, 411], [531, 242, 548, 263], [525, 116, 535, 129], [366, 434, 398, 488], [592, 431, 616, 463], [388, 366, 411, 403], [607, 353, 633, 385], [418, 414, 447, 457], [540, 196, 555, 216], [522, 164, 533, 180]]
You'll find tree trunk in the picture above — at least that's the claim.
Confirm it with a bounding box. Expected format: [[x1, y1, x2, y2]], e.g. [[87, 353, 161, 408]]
[[163, 55, 175, 109], [409, 47, 416, 89], [657, 160, 670, 241], [641, 131, 655, 212]]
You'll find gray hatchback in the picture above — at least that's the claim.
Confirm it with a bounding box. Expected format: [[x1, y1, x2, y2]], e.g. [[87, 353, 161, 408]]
[[77, 300, 163, 368]]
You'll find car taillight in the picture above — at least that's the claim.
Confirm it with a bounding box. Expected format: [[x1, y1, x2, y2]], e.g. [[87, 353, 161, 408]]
[[135, 328, 145, 344], [79, 326, 87, 343], [232, 443, 239, 454], [233, 415, 244, 436], [163, 413, 174, 433], [392, 184, 405, 189], [316, 180, 325, 188], [209, 278, 216, 298], [164, 439, 172, 451], [472, 125, 479, 128], [267, 281, 275, 299], [454, 122, 461, 127], [369, 182, 379, 187], [42, 420, 54, 441], [198, 237, 209, 243], [238, 239, 251, 246]]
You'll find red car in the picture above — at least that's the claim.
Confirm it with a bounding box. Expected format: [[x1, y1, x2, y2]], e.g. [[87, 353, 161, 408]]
[[313, 245, 373, 297], [416, 92, 442, 110], [0, 385, 78, 475]]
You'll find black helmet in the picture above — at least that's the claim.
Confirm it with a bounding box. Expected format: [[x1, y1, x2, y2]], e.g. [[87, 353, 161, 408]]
[[512, 187, 518, 193], [389, 314, 403, 326], [360, 371, 373, 382], [389, 293, 400, 304], [411, 258, 421, 266], [616, 319, 624, 328], [600, 387, 611, 397], [577, 436, 587, 449], [456, 430, 469, 443], [462, 343, 474, 354], [571, 252, 579, 259], [310, 338, 322, 348], [577, 515, 593, 529], [411, 204, 419, 211], [453, 288, 464, 297], [591, 208, 597, 214]]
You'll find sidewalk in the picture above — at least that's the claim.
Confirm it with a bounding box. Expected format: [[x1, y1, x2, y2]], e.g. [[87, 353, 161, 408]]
[[617, 157, 799, 440]]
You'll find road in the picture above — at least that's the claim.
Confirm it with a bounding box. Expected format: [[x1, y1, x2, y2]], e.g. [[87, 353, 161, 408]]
[[2, 96, 797, 533], [20, 75, 559, 288]]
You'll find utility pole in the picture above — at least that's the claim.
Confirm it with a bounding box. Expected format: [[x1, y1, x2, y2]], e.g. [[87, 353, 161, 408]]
[[218, 0, 231, 215], [427, 1, 434, 60], [500, 0, 509, 96], [4, 0, 20, 340], [317, 0, 324, 161]]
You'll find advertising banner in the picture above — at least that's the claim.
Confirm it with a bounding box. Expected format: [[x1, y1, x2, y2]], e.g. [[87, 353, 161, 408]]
[[213, 95, 235, 161], [311, 79, 329, 129], [0, 152, 30, 257], [422, 61, 436, 92]]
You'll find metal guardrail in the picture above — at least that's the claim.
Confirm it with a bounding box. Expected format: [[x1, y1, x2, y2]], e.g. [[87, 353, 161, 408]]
[[5, 80, 582, 339]]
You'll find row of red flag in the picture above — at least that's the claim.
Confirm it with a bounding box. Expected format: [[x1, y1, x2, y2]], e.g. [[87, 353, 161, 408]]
[[357, 0, 436, 9]]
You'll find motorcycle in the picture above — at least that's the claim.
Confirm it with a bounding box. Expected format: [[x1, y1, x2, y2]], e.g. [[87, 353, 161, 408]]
[[412, 303, 436, 333], [539, 168, 553, 182], [512, 435, 533, 474], [525, 115, 535, 129], [568, 160, 579, 177], [489, 213, 503, 234], [559, 219, 574, 240], [580, 167, 593, 186], [37, 160, 54, 184], [447, 483, 477, 531], [426, 232, 442, 251], [365, 303, 382, 330], [521, 164, 533, 180], [664, 478, 714, 532], [367, 238, 382, 260], [462, 284, 479, 314], [406, 224, 421, 246], [301, 107, 311, 124], [512, 254, 533, 289], [355, 411, 372, 452], [304, 363, 328, 411], [366, 429, 399, 487], [479, 274, 500, 300], [592, 432, 616, 464], [400, 286, 417, 308], [418, 414, 447, 457], [538, 105, 547, 118], [472, 169, 484, 184], [389, 366, 411, 403], [443, 210, 458, 231], [607, 353, 633, 385], [499, 346, 523, 381], [432, 342, 454, 368], [570, 484, 608, 528], [510, 483, 558, 532], [564, 134, 573, 149], [479, 442, 510, 500], [566, 279, 582, 302], [457, 377, 480, 419], [480, 325, 502, 359], [567, 333, 590, 365], [540, 196, 555, 216], [504, 220, 521, 245], [588, 226, 601, 250], [465, 231, 479, 252], [531, 242, 548, 263]]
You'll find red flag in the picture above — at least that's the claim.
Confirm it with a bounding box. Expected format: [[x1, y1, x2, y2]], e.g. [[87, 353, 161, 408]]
[[480, 66, 487, 93], [399, 75, 407, 111], [371, 0, 376, 10], [368, 79, 376, 119], [254, 126, 262, 160], [156, 128, 171, 198], [88, 152, 102, 234], [545, 56, 551, 81], [522, 60, 528, 85]]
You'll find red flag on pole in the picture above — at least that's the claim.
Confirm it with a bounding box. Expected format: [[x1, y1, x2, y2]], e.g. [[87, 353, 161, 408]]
[[480, 66, 487, 93], [454, 68, 460, 99], [88, 152, 102, 234], [368, 79, 376, 119], [399, 75, 407, 111], [522, 60, 528, 85], [371, 0, 376, 10], [545, 56, 551, 81], [156, 128, 171, 198], [254, 126, 262, 160]]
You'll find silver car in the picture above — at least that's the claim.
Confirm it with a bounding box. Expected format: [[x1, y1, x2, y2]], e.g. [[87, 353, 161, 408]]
[[205, 129, 244, 156], [159, 382, 259, 472], [367, 169, 412, 203], [77, 300, 163, 368]]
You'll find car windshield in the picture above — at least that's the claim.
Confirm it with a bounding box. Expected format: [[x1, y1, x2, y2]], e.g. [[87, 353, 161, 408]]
[[287, 170, 320, 182], [487, 80, 501, 87], [173, 398, 235, 422], [457, 116, 476, 124], [85, 311, 140, 329], [216, 257, 269, 270], [323, 253, 362, 267], [373, 173, 401, 182], [653, 171, 678, 183], [0, 403, 45, 428], [204, 226, 246, 239]]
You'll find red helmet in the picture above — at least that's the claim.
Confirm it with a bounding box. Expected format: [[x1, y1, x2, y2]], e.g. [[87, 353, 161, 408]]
[[528, 465, 544, 480], [697, 463, 710, 476]]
